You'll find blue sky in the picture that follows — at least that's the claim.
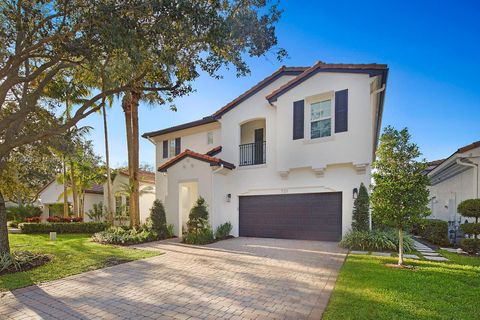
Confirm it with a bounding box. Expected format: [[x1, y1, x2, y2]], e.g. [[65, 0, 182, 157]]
[[79, 0, 480, 168]]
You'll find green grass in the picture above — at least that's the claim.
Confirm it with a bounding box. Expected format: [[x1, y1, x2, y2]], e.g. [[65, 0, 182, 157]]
[[0, 234, 159, 292], [323, 252, 480, 320]]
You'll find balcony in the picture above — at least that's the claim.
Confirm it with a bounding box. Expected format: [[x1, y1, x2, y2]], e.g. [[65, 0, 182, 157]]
[[239, 119, 266, 166], [239, 141, 266, 166]]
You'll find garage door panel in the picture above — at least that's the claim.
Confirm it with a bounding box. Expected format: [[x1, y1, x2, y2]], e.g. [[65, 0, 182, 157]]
[[239, 192, 342, 241]]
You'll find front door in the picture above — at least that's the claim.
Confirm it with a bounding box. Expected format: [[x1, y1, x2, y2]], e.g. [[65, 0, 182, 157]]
[[254, 128, 264, 165]]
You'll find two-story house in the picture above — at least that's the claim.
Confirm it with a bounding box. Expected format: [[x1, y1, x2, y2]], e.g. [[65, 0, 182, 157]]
[[143, 62, 388, 241]]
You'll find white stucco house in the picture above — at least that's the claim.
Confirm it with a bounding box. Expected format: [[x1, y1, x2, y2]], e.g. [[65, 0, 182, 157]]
[[427, 141, 480, 226], [143, 62, 388, 241], [38, 180, 104, 222], [108, 170, 156, 223]]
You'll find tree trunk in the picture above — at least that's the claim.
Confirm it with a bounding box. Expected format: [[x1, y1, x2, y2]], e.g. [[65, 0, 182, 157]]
[[79, 193, 84, 219], [131, 90, 141, 227], [69, 161, 78, 217], [0, 191, 10, 255], [102, 103, 114, 222], [398, 228, 404, 266], [122, 93, 136, 227], [63, 157, 69, 217]]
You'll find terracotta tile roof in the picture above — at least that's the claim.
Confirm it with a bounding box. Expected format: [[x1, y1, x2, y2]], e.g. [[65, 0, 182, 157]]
[[142, 116, 217, 139], [212, 66, 308, 118], [457, 140, 480, 154], [142, 66, 307, 139], [266, 62, 389, 102], [158, 149, 235, 172], [205, 146, 222, 156], [119, 170, 155, 184], [85, 184, 104, 194]]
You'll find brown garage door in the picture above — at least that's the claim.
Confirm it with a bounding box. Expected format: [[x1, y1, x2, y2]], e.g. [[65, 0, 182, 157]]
[[239, 192, 342, 241]]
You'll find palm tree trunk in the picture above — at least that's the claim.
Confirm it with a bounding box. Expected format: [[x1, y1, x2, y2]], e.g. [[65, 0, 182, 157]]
[[398, 228, 404, 266], [0, 191, 10, 255], [69, 161, 78, 217], [63, 157, 69, 218], [102, 104, 114, 222], [131, 90, 141, 226], [122, 93, 136, 227]]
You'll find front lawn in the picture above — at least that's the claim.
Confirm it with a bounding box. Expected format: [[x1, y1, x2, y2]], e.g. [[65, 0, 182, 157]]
[[323, 252, 480, 320], [0, 234, 159, 292]]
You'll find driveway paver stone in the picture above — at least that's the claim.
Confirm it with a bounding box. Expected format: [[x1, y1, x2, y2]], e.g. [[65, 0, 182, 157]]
[[0, 237, 346, 320]]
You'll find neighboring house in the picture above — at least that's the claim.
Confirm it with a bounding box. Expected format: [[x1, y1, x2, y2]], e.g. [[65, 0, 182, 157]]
[[427, 141, 480, 226], [143, 62, 388, 241], [38, 180, 104, 222], [107, 170, 156, 223]]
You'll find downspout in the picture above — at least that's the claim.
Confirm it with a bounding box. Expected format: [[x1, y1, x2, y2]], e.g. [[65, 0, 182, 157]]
[[211, 164, 225, 231], [456, 158, 479, 198]]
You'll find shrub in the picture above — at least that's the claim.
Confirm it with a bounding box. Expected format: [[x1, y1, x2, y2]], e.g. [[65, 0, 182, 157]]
[[352, 183, 369, 231], [460, 239, 480, 255], [0, 251, 51, 275], [414, 219, 449, 246], [25, 216, 41, 223], [186, 197, 209, 234], [150, 200, 167, 236], [461, 223, 480, 236], [46, 216, 83, 223], [92, 226, 159, 245], [183, 228, 215, 245], [86, 202, 104, 221], [7, 205, 42, 222], [215, 222, 232, 240], [19, 222, 108, 234], [166, 224, 175, 238], [458, 199, 480, 254], [340, 230, 414, 252], [8, 221, 20, 228]]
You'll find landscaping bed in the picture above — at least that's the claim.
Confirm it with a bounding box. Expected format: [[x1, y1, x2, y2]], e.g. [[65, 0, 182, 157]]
[[0, 251, 51, 276], [323, 252, 480, 320]]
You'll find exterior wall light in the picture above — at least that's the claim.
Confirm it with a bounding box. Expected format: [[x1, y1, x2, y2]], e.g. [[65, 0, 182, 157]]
[[226, 194, 231, 202], [353, 188, 358, 199]]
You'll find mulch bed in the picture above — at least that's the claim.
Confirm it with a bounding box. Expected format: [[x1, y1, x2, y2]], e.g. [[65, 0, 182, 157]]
[[0, 251, 51, 276]]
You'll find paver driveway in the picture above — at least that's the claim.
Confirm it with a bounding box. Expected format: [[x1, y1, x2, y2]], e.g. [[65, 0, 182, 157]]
[[0, 237, 346, 319]]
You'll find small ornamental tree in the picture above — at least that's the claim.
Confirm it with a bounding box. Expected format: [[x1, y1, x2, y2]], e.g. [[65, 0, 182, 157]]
[[458, 199, 480, 254], [150, 200, 167, 237], [187, 197, 209, 234], [371, 126, 430, 266], [352, 183, 370, 231]]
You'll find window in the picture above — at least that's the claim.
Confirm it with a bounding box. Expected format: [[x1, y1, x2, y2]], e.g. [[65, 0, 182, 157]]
[[125, 196, 130, 214], [115, 196, 122, 212], [310, 99, 332, 139], [207, 131, 214, 145], [169, 140, 176, 157]]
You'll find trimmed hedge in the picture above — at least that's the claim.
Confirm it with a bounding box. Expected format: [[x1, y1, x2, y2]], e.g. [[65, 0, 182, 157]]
[[461, 238, 480, 254], [415, 219, 449, 246], [19, 222, 109, 234], [461, 223, 480, 236]]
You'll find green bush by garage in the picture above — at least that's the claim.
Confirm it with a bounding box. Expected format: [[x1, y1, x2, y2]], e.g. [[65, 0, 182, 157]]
[[413, 219, 449, 246]]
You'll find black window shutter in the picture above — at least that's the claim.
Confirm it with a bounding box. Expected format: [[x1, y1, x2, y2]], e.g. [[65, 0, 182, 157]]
[[293, 100, 304, 140], [162, 140, 168, 158], [175, 137, 181, 155], [335, 89, 348, 133]]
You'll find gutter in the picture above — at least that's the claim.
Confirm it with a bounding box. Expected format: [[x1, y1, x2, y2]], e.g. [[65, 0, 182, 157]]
[[456, 158, 479, 197]]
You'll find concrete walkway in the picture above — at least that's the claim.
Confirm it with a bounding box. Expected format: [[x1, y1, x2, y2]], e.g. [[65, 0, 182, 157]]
[[413, 240, 449, 261], [0, 237, 346, 320]]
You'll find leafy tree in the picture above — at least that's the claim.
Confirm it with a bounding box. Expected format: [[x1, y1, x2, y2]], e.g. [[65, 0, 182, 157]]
[[458, 199, 480, 254], [371, 126, 430, 265], [149, 200, 167, 236], [187, 197, 210, 234], [0, 0, 284, 254], [352, 183, 370, 231]]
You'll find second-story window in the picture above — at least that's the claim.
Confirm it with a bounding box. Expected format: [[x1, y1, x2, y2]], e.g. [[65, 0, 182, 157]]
[[310, 99, 332, 139], [207, 131, 214, 145], [169, 140, 176, 157]]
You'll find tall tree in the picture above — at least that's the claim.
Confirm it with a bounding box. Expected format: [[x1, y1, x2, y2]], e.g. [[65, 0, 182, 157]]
[[0, 0, 284, 252], [371, 126, 430, 266]]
